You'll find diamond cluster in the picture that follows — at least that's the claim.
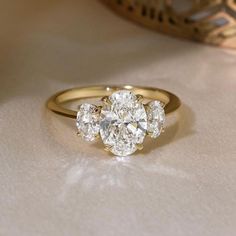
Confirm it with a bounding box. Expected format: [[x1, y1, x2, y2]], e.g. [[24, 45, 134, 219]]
[[76, 90, 165, 156]]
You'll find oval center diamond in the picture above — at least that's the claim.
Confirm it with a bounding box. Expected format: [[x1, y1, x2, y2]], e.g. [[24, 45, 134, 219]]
[[100, 90, 147, 156]]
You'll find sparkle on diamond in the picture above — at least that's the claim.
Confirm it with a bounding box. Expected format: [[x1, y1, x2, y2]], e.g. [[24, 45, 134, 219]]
[[76, 103, 100, 141], [100, 90, 147, 156]]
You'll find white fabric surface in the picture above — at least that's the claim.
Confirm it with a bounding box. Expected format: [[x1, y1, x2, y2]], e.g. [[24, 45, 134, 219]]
[[0, 0, 236, 236]]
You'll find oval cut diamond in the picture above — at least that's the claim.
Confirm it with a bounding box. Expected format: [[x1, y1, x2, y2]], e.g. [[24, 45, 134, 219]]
[[76, 103, 100, 141], [100, 90, 147, 156], [146, 101, 165, 138]]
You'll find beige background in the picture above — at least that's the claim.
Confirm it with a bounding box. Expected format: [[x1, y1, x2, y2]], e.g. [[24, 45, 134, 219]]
[[0, 0, 236, 235]]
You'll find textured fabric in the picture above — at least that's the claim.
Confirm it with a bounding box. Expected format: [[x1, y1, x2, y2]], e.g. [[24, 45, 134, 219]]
[[0, 0, 236, 236]]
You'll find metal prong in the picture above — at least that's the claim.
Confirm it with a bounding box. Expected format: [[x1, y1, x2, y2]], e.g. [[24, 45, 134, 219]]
[[94, 106, 102, 114], [160, 102, 165, 108], [161, 128, 165, 133], [104, 145, 112, 152], [77, 131, 81, 136], [94, 133, 101, 140], [101, 96, 111, 105], [144, 103, 149, 110], [136, 94, 143, 102], [136, 143, 143, 150]]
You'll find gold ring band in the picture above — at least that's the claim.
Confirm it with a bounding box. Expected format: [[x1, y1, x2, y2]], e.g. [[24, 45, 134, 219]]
[[47, 85, 180, 118], [46, 85, 181, 156]]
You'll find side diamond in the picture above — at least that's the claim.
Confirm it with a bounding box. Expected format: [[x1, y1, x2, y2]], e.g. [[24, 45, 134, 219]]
[[146, 101, 165, 138], [76, 103, 100, 141]]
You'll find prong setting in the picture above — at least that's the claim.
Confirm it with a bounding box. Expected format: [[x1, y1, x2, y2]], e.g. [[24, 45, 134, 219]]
[[104, 145, 112, 152], [160, 102, 165, 108], [136, 94, 144, 102], [101, 96, 112, 105], [136, 144, 143, 150], [94, 106, 102, 114]]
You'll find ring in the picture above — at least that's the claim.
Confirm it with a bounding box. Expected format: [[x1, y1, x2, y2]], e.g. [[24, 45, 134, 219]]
[[46, 85, 181, 156]]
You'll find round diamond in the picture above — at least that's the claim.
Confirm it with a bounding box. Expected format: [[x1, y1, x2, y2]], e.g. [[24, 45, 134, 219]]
[[100, 90, 147, 156], [76, 103, 100, 141], [146, 101, 165, 138]]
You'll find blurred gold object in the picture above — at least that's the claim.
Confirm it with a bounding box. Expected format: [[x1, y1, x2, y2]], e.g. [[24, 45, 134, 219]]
[[101, 0, 236, 48]]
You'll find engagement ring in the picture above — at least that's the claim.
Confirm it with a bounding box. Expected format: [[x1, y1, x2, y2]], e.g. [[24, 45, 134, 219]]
[[47, 85, 180, 156]]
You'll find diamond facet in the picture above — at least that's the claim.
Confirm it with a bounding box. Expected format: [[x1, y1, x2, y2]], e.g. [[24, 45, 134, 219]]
[[146, 101, 165, 138], [100, 90, 147, 156], [76, 103, 100, 141]]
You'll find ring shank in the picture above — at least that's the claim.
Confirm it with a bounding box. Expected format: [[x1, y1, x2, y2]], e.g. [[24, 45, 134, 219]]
[[47, 85, 181, 119]]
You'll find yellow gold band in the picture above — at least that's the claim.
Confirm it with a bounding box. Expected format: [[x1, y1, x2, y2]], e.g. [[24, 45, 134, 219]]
[[46, 85, 181, 118]]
